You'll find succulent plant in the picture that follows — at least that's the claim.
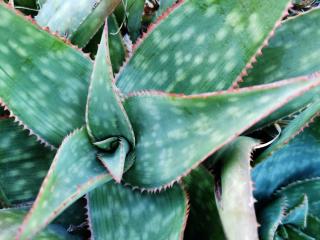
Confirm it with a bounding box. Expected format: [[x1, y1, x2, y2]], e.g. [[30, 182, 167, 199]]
[[1, 0, 320, 239]]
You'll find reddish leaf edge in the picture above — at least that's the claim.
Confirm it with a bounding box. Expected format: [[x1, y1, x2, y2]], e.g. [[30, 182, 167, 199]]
[[230, 0, 293, 89], [114, 0, 184, 84], [258, 110, 320, 163], [0, 0, 93, 61], [85, 22, 135, 146], [16, 128, 111, 240], [122, 74, 320, 192], [0, 100, 55, 150]]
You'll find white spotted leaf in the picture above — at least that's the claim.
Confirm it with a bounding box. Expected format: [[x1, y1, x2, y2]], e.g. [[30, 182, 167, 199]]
[[87, 181, 188, 240], [122, 76, 320, 189], [17, 128, 112, 240], [116, 0, 291, 94], [86, 24, 134, 147], [0, 208, 76, 240], [0, 118, 54, 207]]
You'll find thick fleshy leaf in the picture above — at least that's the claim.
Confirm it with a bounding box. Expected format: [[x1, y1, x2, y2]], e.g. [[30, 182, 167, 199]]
[[285, 226, 315, 240], [0, 3, 92, 146], [304, 214, 320, 239], [86, 24, 134, 146], [257, 100, 320, 162], [108, 15, 127, 73], [276, 178, 320, 216], [98, 138, 130, 183], [258, 197, 287, 240], [253, 118, 320, 201], [242, 8, 320, 87], [122, 76, 320, 189], [241, 9, 320, 127], [17, 128, 112, 240], [0, 118, 54, 205], [283, 195, 308, 228], [116, 0, 291, 94], [183, 166, 225, 240], [35, 0, 121, 47], [214, 137, 259, 240], [0, 208, 75, 240], [87, 182, 188, 240], [125, 0, 145, 42]]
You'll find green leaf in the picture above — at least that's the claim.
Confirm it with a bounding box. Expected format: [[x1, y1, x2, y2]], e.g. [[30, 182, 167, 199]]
[[0, 3, 92, 146], [241, 9, 320, 127], [87, 182, 188, 240], [116, 0, 291, 94], [108, 15, 127, 73], [242, 8, 320, 86], [0, 118, 54, 205], [35, 0, 121, 47], [257, 100, 320, 163], [285, 226, 315, 240], [0, 208, 75, 240], [276, 178, 320, 217], [122, 76, 320, 189], [98, 138, 130, 183], [283, 195, 309, 228], [253, 118, 320, 201], [304, 214, 320, 239], [70, 0, 122, 48], [126, 0, 145, 42], [86, 25, 134, 147], [214, 137, 259, 240], [17, 128, 112, 240], [257, 197, 287, 240], [183, 166, 225, 240]]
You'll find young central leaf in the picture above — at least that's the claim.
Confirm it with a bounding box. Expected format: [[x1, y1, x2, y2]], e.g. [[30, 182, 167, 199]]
[[86, 23, 135, 149]]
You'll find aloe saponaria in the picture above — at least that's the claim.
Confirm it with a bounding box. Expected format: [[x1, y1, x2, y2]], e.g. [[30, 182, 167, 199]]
[[0, 0, 320, 239]]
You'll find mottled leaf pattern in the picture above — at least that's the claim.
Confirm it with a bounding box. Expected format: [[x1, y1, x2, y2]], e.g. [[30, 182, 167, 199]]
[[0, 208, 75, 240], [87, 182, 188, 240], [123, 77, 320, 189], [98, 138, 130, 183], [117, 0, 291, 94], [0, 3, 92, 146], [242, 8, 320, 86], [0, 118, 54, 205], [17, 128, 111, 240], [86, 24, 134, 146]]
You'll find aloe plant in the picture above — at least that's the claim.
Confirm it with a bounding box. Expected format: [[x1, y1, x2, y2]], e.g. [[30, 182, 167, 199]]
[[1, 0, 320, 239]]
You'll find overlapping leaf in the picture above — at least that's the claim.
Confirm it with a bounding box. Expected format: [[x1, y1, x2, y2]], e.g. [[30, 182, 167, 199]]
[[35, 0, 121, 47], [86, 24, 134, 146], [123, 76, 320, 189], [253, 118, 320, 201], [0, 3, 92, 146], [0, 208, 76, 240], [116, 0, 291, 94], [87, 182, 188, 240], [16, 128, 112, 240], [241, 8, 320, 127], [183, 166, 225, 240], [0, 118, 54, 205], [214, 137, 259, 240]]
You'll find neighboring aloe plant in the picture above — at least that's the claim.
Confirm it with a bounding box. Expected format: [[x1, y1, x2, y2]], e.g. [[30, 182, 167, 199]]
[[1, 0, 320, 239]]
